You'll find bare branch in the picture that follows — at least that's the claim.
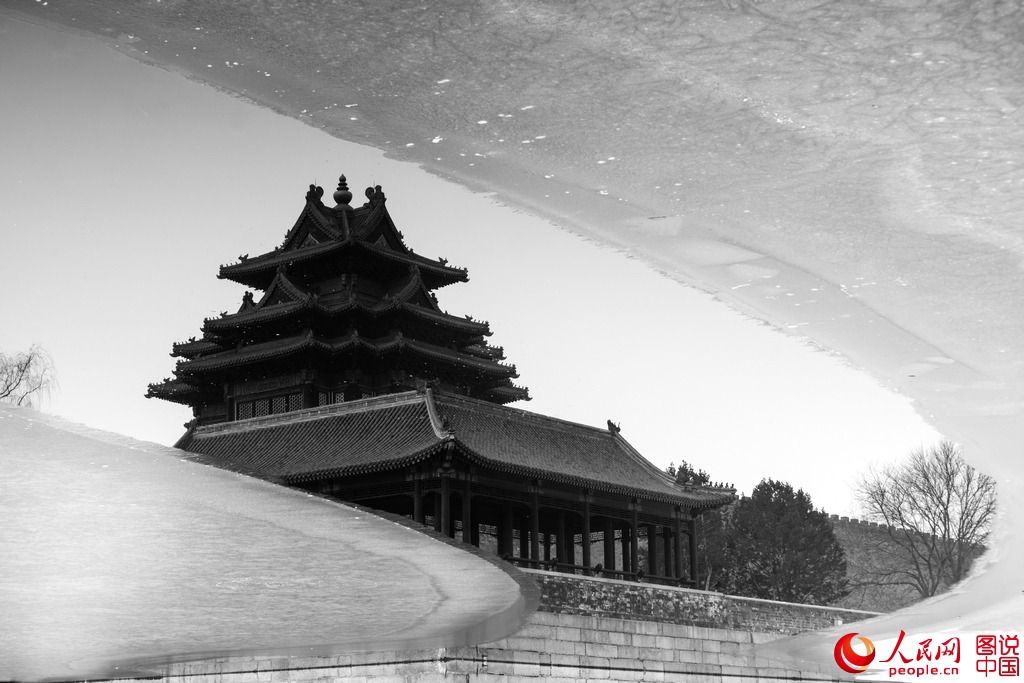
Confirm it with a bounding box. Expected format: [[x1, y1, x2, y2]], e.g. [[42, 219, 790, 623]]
[[0, 344, 56, 408], [855, 440, 996, 599]]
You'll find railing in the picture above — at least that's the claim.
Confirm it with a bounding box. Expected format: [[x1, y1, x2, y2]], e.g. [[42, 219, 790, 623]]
[[502, 555, 696, 587]]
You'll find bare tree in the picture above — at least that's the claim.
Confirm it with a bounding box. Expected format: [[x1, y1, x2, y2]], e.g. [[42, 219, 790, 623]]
[[856, 440, 996, 599], [0, 344, 55, 408]]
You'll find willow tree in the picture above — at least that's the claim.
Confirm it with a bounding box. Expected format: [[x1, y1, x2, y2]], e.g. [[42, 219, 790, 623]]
[[0, 344, 55, 408]]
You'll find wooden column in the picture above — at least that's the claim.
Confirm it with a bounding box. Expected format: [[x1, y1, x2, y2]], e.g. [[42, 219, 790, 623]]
[[630, 502, 639, 576], [557, 510, 567, 568], [647, 524, 658, 575], [604, 518, 615, 571], [461, 478, 472, 544], [432, 492, 441, 533], [673, 510, 684, 580], [620, 525, 630, 573], [413, 477, 423, 525], [662, 527, 673, 577], [530, 488, 540, 563], [582, 498, 592, 572], [502, 501, 514, 556], [544, 532, 551, 562], [439, 474, 451, 538], [688, 517, 698, 582]]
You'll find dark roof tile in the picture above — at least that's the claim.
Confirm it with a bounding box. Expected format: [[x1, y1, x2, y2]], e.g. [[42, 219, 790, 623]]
[[180, 390, 733, 508]]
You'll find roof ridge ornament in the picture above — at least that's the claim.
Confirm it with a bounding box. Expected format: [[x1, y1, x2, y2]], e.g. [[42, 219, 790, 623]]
[[333, 174, 353, 210], [239, 291, 256, 313], [364, 184, 386, 207], [423, 386, 455, 438], [306, 183, 325, 205]]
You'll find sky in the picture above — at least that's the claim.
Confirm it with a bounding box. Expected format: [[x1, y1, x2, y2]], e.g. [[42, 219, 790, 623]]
[[0, 13, 944, 516]]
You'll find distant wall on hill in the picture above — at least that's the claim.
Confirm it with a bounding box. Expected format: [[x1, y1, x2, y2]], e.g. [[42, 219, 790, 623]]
[[828, 514, 921, 613]]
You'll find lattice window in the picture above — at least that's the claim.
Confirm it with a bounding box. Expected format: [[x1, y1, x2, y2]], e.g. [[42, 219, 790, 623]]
[[272, 395, 287, 414], [318, 391, 331, 406], [254, 399, 270, 417], [236, 401, 253, 420], [286, 393, 303, 411]]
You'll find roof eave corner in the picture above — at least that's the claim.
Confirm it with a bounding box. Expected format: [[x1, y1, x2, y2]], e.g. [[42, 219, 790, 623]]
[[173, 419, 198, 450]]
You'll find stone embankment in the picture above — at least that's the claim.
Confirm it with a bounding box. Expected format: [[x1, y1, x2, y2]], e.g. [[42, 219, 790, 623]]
[[130, 570, 872, 683]]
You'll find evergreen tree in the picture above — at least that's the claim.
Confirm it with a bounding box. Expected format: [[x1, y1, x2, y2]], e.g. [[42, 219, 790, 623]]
[[668, 460, 712, 486], [667, 460, 727, 590], [723, 479, 848, 604]]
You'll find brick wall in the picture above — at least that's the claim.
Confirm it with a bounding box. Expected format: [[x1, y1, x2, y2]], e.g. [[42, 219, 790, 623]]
[[528, 569, 877, 634]]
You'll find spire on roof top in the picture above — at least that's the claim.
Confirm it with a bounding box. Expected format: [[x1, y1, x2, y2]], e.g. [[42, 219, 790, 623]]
[[333, 174, 353, 210]]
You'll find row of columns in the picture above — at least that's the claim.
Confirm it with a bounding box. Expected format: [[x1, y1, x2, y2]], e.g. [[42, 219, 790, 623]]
[[412, 474, 698, 581]]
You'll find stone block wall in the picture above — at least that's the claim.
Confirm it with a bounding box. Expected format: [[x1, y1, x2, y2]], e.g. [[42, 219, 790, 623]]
[[142, 609, 855, 683], [126, 570, 873, 683]]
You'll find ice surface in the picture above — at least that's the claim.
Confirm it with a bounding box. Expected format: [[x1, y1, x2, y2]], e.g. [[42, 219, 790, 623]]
[[4, 0, 1023, 666], [0, 406, 526, 681]]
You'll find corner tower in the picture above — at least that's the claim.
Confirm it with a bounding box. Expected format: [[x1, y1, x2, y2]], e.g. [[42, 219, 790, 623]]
[[147, 175, 529, 427]]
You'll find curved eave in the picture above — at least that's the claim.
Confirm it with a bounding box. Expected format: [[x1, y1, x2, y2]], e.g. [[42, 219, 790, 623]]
[[403, 338, 519, 378], [176, 334, 318, 375], [455, 441, 734, 507], [203, 300, 309, 332], [218, 240, 468, 290], [400, 303, 491, 335], [283, 442, 447, 484], [218, 240, 343, 287], [479, 384, 531, 404], [171, 340, 222, 359], [203, 297, 489, 337], [176, 332, 521, 377], [146, 381, 201, 404], [283, 434, 731, 508], [358, 241, 468, 287]]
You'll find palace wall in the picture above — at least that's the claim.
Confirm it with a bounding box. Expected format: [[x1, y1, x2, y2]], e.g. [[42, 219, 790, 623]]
[[829, 514, 921, 612], [138, 570, 873, 683]]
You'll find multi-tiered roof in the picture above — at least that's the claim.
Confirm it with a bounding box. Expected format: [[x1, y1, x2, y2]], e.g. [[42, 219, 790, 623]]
[[147, 176, 528, 426]]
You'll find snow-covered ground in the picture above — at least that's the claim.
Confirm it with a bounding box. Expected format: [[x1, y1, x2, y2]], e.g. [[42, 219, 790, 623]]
[[0, 406, 526, 681]]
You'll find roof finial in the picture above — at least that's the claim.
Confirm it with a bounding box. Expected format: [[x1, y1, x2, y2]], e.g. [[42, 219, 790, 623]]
[[333, 174, 353, 209]]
